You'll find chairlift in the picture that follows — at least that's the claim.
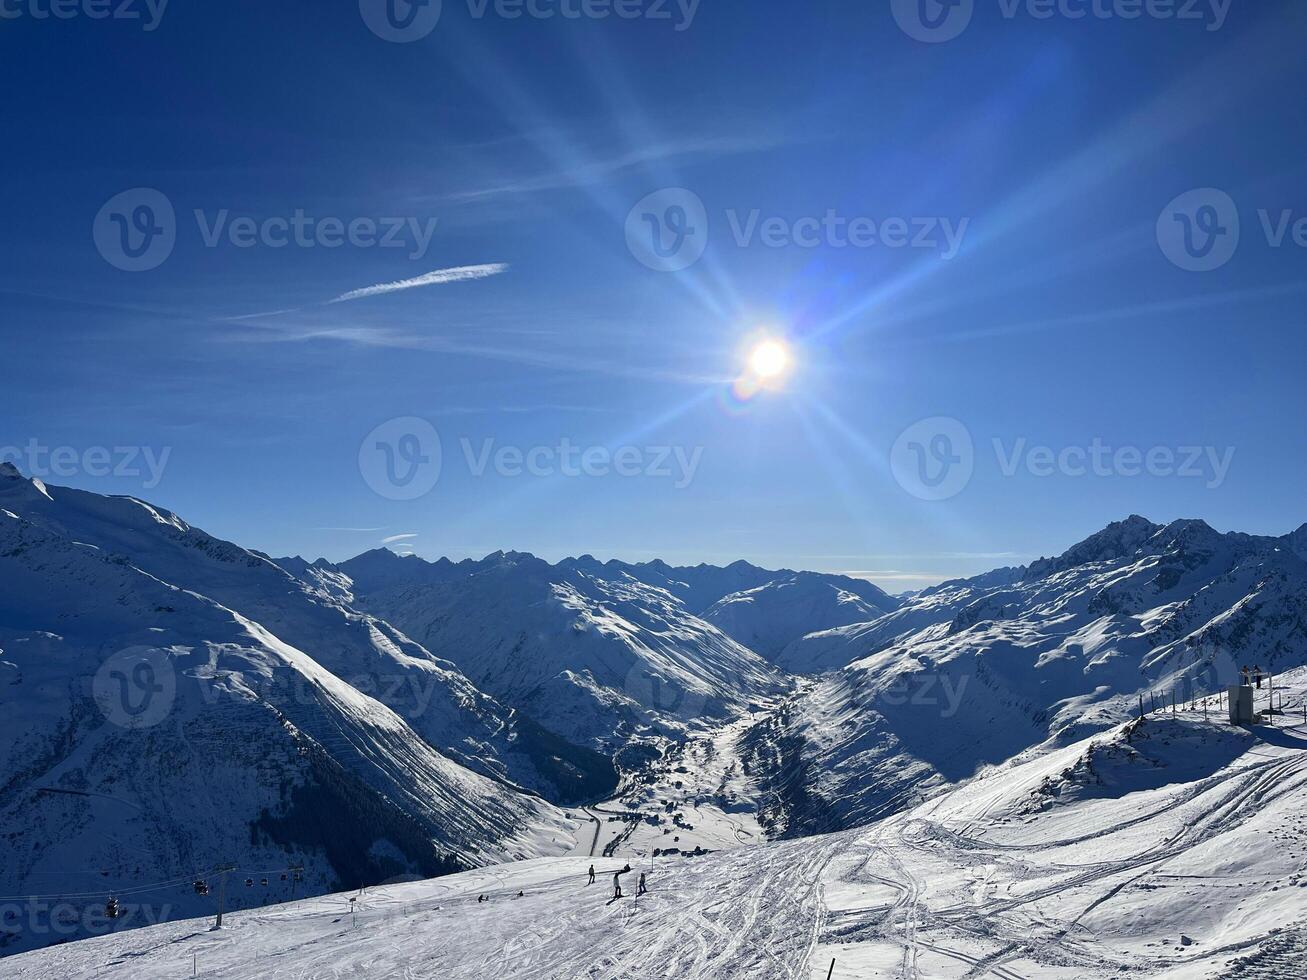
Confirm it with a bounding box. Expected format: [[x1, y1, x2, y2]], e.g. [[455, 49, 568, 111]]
[[105, 897, 120, 919], [280, 873, 288, 882], [261, 877, 269, 887], [245, 878, 254, 888], [194, 880, 209, 896], [293, 871, 303, 882]]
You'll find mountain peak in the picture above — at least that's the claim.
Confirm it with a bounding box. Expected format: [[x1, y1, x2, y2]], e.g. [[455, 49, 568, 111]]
[[0, 460, 53, 501], [485, 549, 537, 564], [1026, 515, 1161, 580], [358, 547, 414, 562], [1153, 517, 1218, 539]]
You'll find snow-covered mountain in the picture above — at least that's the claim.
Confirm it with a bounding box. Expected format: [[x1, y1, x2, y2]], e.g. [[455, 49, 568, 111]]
[[558, 555, 814, 613], [333, 549, 790, 749], [0, 464, 612, 806], [748, 516, 1307, 837], [319, 551, 896, 745], [702, 571, 898, 668], [0, 465, 588, 956], [10, 470, 1307, 971]]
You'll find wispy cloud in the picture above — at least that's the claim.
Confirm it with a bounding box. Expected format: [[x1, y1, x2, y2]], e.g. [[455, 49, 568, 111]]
[[223, 319, 724, 386], [330, 264, 508, 304], [381, 533, 418, 545], [437, 135, 780, 204], [219, 264, 509, 323], [224, 306, 307, 322], [429, 403, 612, 417]]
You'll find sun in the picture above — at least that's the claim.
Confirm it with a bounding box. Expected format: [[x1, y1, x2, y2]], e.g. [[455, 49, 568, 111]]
[[730, 332, 796, 401], [749, 339, 791, 380]]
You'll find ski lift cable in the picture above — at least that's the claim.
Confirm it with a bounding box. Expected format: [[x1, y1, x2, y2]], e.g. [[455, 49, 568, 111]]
[[15, 870, 197, 899], [0, 862, 292, 902], [0, 872, 199, 902]]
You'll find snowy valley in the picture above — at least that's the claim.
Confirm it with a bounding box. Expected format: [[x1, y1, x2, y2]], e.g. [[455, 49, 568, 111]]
[[4, 464, 1307, 977]]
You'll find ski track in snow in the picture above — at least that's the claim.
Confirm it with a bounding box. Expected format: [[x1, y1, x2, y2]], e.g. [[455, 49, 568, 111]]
[[12, 695, 1307, 979]]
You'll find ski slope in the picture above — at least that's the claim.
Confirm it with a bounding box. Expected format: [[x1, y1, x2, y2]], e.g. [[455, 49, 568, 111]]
[[12, 676, 1307, 979]]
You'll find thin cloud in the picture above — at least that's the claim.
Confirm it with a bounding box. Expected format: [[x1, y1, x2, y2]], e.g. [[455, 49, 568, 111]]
[[381, 533, 419, 545], [438, 135, 781, 204], [222, 320, 724, 386], [330, 264, 508, 304], [224, 306, 307, 322]]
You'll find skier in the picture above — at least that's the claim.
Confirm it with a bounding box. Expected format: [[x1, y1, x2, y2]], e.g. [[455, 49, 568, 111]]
[[588, 864, 595, 885], [477, 895, 485, 904], [1254, 665, 1264, 689], [613, 864, 630, 899], [1240, 665, 1250, 686], [637, 872, 647, 896]]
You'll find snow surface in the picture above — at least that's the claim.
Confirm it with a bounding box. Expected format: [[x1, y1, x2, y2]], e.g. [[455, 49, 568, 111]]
[[11, 673, 1307, 979]]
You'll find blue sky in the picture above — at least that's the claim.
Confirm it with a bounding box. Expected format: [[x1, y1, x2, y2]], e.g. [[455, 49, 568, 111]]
[[2, 0, 1305, 589]]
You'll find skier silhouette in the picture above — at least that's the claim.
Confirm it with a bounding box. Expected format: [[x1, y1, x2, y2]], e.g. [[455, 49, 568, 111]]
[[1254, 665, 1264, 689], [1241, 665, 1250, 686], [587, 865, 595, 885], [637, 872, 647, 896], [613, 864, 631, 899]]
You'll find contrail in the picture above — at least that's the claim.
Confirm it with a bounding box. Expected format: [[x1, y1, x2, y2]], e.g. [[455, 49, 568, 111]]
[[330, 263, 508, 303]]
